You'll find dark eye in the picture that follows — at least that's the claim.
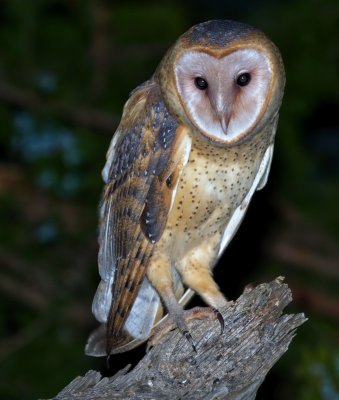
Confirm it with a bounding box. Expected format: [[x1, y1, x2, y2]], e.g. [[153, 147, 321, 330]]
[[194, 77, 208, 90], [236, 73, 251, 87]]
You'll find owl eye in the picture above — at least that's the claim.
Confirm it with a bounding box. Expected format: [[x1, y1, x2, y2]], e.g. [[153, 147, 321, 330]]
[[236, 73, 251, 87], [194, 77, 208, 90]]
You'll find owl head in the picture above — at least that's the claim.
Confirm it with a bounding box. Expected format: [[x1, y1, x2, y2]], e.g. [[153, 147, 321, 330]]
[[156, 20, 285, 146]]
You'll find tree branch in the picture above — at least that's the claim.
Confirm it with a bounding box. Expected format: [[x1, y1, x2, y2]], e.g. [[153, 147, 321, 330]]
[[266, 200, 339, 280], [52, 277, 306, 400], [0, 81, 119, 133]]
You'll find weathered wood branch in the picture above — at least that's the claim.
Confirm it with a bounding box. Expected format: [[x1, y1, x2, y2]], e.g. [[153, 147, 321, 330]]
[[52, 277, 306, 400]]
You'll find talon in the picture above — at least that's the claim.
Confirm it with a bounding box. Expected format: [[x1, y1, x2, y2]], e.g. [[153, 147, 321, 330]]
[[106, 354, 111, 370], [212, 308, 224, 334], [183, 330, 197, 352], [146, 342, 152, 353]]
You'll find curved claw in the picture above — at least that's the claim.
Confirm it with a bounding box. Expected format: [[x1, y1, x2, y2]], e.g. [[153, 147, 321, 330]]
[[106, 354, 111, 370], [212, 308, 225, 334], [146, 341, 152, 353], [183, 330, 197, 353]]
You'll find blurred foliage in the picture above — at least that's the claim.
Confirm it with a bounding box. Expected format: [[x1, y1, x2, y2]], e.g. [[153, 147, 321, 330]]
[[0, 1, 338, 399]]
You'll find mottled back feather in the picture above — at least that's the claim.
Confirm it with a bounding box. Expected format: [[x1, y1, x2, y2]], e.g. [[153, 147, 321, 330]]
[[91, 80, 188, 355]]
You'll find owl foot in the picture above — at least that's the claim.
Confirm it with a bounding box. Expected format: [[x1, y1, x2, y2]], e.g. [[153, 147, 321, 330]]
[[147, 306, 224, 352], [181, 306, 224, 333]]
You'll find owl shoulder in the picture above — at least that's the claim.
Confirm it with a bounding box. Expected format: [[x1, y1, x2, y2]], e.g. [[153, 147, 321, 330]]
[[102, 79, 175, 184]]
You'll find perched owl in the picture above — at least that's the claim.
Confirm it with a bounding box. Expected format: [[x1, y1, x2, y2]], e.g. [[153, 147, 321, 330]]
[[86, 20, 285, 357]]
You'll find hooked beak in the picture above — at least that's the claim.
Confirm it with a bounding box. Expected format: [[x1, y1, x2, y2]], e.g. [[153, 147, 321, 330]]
[[210, 90, 232, 135], [219, 115, 229, 135]]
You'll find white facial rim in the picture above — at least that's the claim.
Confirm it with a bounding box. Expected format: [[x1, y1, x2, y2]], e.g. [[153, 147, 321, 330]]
[[174, 49, 272, 144]]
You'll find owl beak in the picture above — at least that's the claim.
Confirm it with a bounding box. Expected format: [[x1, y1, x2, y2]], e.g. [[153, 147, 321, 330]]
[[213, 96, 231, 135], [210, 90, 231, 135], [220, 115, 229, 135]]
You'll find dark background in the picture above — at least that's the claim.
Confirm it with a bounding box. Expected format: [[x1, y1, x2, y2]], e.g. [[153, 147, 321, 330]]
[[0, 1, 338, 399]]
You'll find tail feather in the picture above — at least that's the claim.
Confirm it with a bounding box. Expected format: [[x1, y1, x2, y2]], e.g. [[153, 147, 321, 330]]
[[105, 238, 153, 355]]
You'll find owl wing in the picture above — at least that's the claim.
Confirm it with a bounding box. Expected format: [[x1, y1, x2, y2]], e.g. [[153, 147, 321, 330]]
[[86, 80, 192, 356], [217, 144, 274, 258]]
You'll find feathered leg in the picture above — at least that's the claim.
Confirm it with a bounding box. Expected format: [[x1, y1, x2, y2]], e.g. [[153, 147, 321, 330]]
[[147, 252, 197, 350], [147, 233, 227, 350]]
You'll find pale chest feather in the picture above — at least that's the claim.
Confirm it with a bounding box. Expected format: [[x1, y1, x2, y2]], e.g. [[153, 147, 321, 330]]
[[163, 130, 271, 258]]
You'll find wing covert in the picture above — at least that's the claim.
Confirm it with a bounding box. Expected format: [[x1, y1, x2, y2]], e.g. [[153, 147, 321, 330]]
[[90, 80, 191, 355]]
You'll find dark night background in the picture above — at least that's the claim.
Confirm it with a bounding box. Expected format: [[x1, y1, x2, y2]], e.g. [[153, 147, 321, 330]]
[[0, 1, 338, 399]]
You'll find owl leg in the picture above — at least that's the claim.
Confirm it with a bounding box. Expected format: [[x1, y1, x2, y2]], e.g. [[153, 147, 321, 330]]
[[176, 234, 228, 311], [177, 259, 227, 310], [147, 252, 197, 351], [172, 235, 228, 336], [175, 266, 227, 336]]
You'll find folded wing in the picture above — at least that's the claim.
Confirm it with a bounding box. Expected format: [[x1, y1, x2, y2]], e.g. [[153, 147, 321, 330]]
[[86, 80, 192, 356]]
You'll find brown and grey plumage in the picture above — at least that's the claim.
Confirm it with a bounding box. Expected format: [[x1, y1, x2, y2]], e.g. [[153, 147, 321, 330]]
[[85, 20, 285, 357]]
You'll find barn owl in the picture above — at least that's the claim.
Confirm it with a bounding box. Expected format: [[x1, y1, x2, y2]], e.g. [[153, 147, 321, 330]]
[[85, 19, 285, 357]]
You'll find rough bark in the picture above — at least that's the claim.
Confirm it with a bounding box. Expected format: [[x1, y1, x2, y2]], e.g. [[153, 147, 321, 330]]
[[52, 277, 306, 400]]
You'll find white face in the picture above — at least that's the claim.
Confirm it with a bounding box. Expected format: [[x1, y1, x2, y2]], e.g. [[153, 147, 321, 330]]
[[175, 49, 272, 144]]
